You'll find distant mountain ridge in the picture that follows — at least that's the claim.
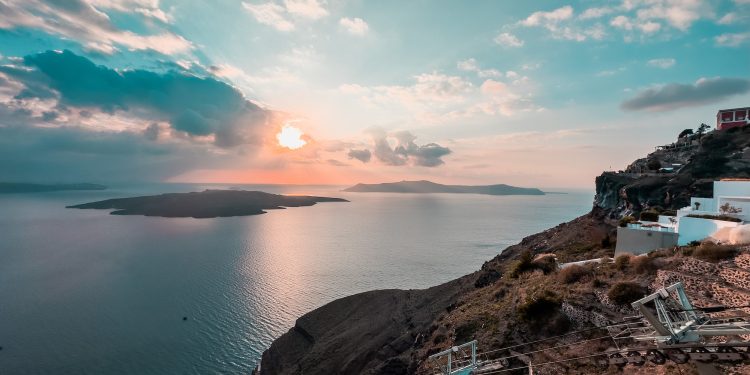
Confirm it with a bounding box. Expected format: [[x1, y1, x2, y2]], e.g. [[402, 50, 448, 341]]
[[343, 180, 544, 196], [0, 182, 106, 194]]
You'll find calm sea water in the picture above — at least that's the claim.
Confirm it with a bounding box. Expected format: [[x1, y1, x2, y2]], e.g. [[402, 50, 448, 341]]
[[0, 184, 592, 374]]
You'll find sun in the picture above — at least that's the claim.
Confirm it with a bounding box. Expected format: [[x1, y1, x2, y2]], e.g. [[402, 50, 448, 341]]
[[276, 125, 307, 150]]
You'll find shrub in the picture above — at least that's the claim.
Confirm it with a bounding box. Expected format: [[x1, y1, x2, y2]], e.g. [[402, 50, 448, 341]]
[[559, 264, 590, 284], [531, 255, 557, 274], [517, 289, 561, 321], [614, 254, 631, 270], [592, 278, 605, 288], [687, 240, 701, 247], [639, 211, 659, 222], [454, 321, 479, 343], [608, 282, 646, 305], [686, 214, 742, 222], [601, 235, 612, 249], [631, 256, 659, 274], [508, 250, 534, 278], [619, 216, 636, 227], [475, 269, 501, 288], [647, 158, 661, 171], [692, 243, 737, 263], [432, 333, 446, 344]]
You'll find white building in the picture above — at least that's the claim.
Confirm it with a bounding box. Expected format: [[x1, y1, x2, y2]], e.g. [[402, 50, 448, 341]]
[[616, 179, 749, 255]]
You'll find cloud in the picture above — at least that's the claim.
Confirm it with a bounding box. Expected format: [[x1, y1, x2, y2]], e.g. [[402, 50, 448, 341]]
[[0, 0, 191, 55], [339, 17, 369, 35], [242, 0, 328, 31], [361, 128, 451, 167], [647, 58, 676, 69], [284, 0, 328, 19], [1, 50, 272, 147], [621, 77, 750, 112], [347, 148, 371, 163], [579, 7, 614, 19], [521, 6, 573, 27], [242, 2, 295, 31], [718, 12, 738, 25], [494, 32, 524, 47], [715, 32, 750, 47], [518, 6, 604, 42], [456, 58, 503, 78]]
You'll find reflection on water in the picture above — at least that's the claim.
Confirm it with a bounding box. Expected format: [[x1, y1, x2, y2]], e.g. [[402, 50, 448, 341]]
[[0, 184, 592, 374]]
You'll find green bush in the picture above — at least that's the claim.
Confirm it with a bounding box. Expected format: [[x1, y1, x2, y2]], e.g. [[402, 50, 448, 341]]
[[692, 243, 737, 263], [559, 264, 590, 284], [608, 282, 646, 305]]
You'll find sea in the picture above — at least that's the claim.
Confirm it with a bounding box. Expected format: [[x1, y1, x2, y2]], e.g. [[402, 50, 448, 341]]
[[0, 183, 593, 374]]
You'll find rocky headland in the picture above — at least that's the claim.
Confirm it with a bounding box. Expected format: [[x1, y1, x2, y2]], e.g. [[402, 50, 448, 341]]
[[257, 125, 750, 374]]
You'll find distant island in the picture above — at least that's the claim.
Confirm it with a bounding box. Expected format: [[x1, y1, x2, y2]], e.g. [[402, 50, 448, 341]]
[[343, 180, 545, 196], [0, 182, 106, 194], [67, 189, 348, 218]]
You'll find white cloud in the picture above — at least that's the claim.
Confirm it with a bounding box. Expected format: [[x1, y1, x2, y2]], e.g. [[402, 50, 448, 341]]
[[242, 2, 295, 31], [715, 32, 750, 47], [284, 0, 328, 19], [579, 7, 614, 19], [339, 17, 369, 35], [242, 0, 328, 31], [718, 13, 738, 25], [638, 21, 661, 34], [610, 15, 634, 30], [647, 58, 676, 69], [633, 0, 706, 31], [521, 6, 574, 27], [457, 58, 503, 78], [493, 32, 524, 47], [480, 79, 507, 94], [0, 0, 190, 55]]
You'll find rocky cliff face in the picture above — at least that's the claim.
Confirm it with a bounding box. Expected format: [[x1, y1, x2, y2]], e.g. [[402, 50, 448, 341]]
[[257, 127, 750, 375], [594, 126, 750, 218]]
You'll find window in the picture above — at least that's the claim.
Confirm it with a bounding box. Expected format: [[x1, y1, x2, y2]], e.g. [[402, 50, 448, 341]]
[[736, 110, 747, 121], [722, 111, 734, 121]]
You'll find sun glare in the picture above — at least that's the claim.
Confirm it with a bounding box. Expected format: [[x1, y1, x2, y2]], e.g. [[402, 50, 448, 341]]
[[276, 125, 307, 150]]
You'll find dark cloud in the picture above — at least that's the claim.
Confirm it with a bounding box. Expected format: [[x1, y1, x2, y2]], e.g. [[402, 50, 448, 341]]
[[347, 148, 371, 163], [143, 123, 160, 140], [0, 122, 210, 183], [1, 50, 271, 147], [363, 127, 451, 167], [621, 77, 750, 112]]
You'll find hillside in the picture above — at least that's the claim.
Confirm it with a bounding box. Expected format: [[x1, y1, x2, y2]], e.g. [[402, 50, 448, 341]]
[[257, 127, 750, 374], [343, 180, 544, 196]]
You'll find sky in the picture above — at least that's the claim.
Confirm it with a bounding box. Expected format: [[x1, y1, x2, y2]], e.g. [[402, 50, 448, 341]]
[[0, 0, 749, 189]]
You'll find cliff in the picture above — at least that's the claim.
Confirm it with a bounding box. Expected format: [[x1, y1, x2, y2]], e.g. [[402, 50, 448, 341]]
[[258, 126, 750, 374]]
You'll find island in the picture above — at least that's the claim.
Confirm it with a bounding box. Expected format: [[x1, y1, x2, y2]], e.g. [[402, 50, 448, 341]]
[[342, 180, 545, 196], [0, 182, 106, 194], [67, 190, 348, 218]]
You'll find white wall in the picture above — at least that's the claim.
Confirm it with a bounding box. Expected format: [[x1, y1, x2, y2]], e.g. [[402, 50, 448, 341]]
[[714, 181, 750, 199], [677, 216, 741, 245], [615, 227, 679, 256]]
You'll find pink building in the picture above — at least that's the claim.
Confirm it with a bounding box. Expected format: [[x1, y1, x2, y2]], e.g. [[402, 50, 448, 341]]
[[717, 107, 750, 130]]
